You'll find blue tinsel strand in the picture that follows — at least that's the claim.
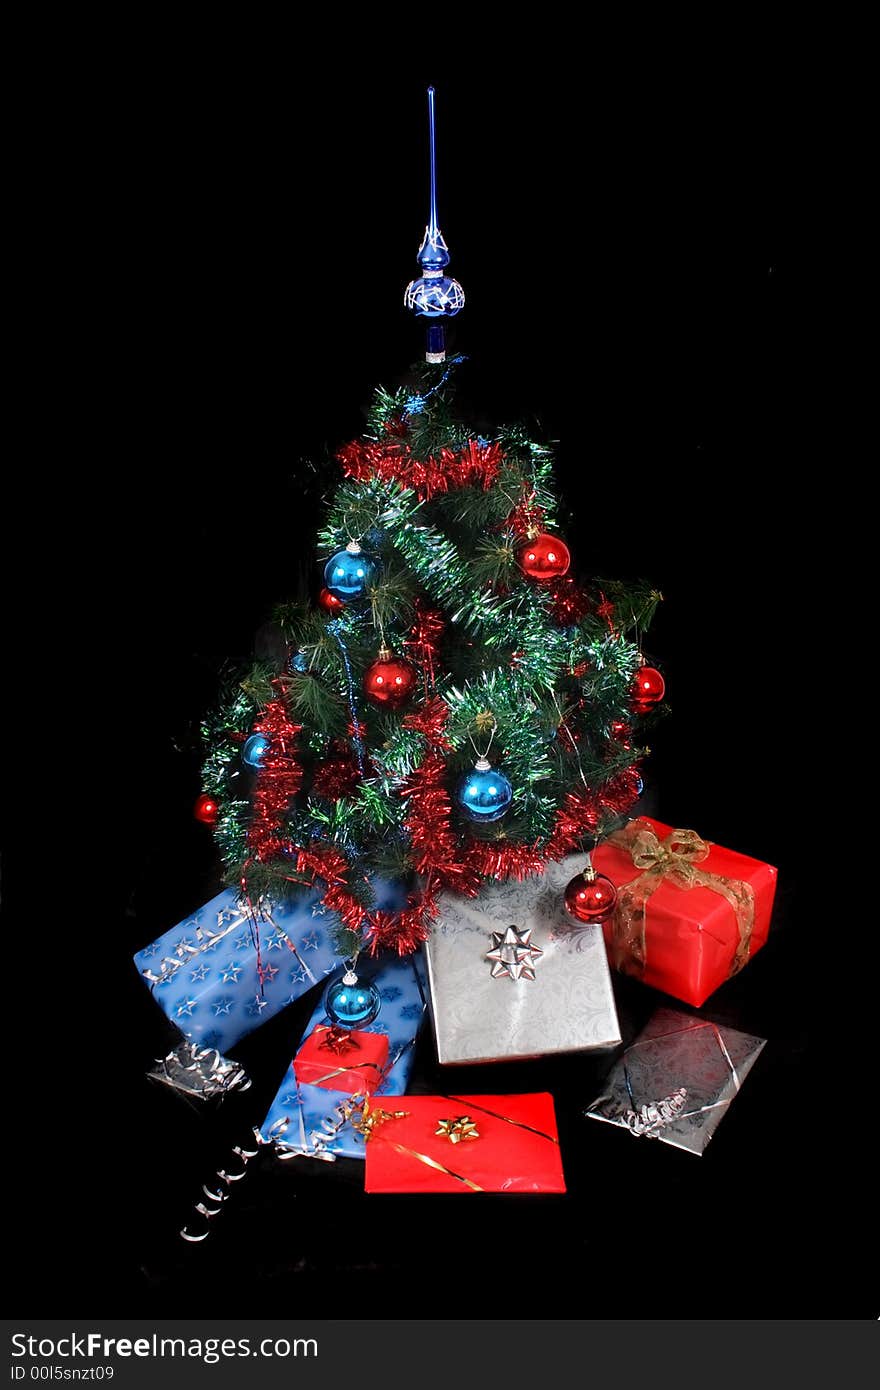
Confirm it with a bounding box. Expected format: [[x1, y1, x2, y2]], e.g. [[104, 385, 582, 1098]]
[[328, 621, 367, 777]]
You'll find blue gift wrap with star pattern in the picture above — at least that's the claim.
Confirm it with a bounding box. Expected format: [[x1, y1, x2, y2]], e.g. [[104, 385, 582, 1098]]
[[133, 879, 411, 1052], [260, 950, 428, 1161]]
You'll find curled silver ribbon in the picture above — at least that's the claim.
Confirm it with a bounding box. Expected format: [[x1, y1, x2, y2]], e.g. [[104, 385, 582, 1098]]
[[618, 1088, 689, 1138], [148, 1040, 251, 1101], [179, 1128, 265, 1243]]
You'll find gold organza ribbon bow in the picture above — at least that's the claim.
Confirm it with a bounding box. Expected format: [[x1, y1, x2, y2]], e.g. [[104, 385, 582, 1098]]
[[607, 821, 755, 979]]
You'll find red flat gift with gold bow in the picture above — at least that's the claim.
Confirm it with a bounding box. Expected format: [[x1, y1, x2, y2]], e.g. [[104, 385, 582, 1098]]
[[364, 1093, 566, 1194], [593, 817, 777, 1008], [292, 1025, 389, 1096]]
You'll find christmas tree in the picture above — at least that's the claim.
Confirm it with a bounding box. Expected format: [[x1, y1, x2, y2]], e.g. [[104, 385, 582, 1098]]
[[195, 90, 664, 965]]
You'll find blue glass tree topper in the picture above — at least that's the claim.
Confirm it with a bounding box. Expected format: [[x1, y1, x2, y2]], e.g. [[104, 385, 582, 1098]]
[[404, 87, 464, 360], [456, 757, 514, 822], [323, 540, 373, 602], [242, 733, 271, 768], [324, 968, 382, 1030]]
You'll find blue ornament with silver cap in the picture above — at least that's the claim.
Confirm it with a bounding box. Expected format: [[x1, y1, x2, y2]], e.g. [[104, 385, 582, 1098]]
[[456, 757, 514, 822], [323, 963, 382, 1030], [404, 86, 465, 363], [323, 539, 374, 603], [242, 733, 271, 769]]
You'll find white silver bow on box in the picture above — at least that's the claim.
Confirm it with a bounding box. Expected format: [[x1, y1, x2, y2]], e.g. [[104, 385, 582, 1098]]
[[426, 857, 622, 1065]]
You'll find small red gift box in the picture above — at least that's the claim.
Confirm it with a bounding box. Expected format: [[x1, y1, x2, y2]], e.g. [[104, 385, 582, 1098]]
[[593, 817, 777, 1008], [292, 1025, 389, 1096], [364, 1093, 566, 1194]]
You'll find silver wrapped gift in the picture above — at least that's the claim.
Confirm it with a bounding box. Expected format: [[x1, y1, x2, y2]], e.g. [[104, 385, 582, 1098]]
[[426, 857, 621, 1064], [585, 1005, 766, 1154]]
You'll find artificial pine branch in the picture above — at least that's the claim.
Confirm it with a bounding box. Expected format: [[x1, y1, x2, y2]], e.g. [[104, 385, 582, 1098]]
[[283, 672, 346, 734], [239, 662, 278, 707]]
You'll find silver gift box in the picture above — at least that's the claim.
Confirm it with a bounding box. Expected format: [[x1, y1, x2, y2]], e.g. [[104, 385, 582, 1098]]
[[426, 857, 621, 1064], [585, 1005, 766, 1155]]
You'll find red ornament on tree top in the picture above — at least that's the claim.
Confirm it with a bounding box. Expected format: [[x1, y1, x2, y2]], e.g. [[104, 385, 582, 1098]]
[[515, 532, 571, 582]]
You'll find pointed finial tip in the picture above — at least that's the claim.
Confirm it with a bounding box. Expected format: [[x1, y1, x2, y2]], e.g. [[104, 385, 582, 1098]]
[[428, 85, 435, 94]]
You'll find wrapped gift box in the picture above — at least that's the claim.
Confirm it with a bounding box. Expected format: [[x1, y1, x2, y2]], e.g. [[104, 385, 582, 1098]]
[[292, 1025, 389, 1095], [260, 950, 428, 1161], [364, 1092, 566, 1194], [426, 856, 621, 1065], [593, 818, 777, 1008], [585, 1005, 766, 1155], [133, 879, 407, 1052]]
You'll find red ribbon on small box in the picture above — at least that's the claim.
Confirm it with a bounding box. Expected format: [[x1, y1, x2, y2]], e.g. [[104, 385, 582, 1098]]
[[593, 817, 777, 1008], [292, 1025, 389, 1096], [364, 1093, 566, 1194]]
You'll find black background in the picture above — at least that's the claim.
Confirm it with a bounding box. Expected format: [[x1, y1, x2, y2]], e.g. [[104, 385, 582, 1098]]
[[13, 56, 859, 1318]]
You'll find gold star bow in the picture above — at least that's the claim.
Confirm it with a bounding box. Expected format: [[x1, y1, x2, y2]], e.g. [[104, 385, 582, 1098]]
[[435, 1116, 481, 1145]]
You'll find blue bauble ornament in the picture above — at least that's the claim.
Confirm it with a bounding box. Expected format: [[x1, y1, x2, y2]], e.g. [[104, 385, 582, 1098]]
[[323, 969, 382, 1030], [323, 542, 373, 602], [456, 758, 514, 822], [288, 648, 309, 673], [242, 733, 271, 769]]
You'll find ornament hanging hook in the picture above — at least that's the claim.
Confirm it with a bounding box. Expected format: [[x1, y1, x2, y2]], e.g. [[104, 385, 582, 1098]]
[[467, 714, 497, 767]]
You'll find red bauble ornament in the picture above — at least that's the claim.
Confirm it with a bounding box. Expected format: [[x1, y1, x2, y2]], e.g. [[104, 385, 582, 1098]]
[[363, 649, 417, 707], [563, 871, 618, 923], [318, 586, 345, 615], [631, 665, 666, 714], [515, 532, 571, 582], [194, 793, 219, 825]]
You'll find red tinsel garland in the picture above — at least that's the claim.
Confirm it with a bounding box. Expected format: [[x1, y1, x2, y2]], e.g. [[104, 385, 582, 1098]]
[[547, 575, 591, 627], [403, 602, 445, 698], [363, 897, 435, 956], [337, 437, 503, 501], [545, 766, 643, 858], [462, 839, 547, 881], [312, 739, 364, 800], [399, 748, 481, 897], [401, 695, 453, 749], [246, 699, 303, 862], [294, 842, 367, 933], [503, 492, 546, 540], [253, 692, 642, 957], [595, 589, 616, 631], [293, 840, 436, 957]]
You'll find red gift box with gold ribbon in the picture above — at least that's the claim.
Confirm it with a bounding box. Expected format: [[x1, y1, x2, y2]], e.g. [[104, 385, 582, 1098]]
[[364, 1093, 566, 1194], [592, 817, 777, 1008], [292, 1025, 389, 1096]]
